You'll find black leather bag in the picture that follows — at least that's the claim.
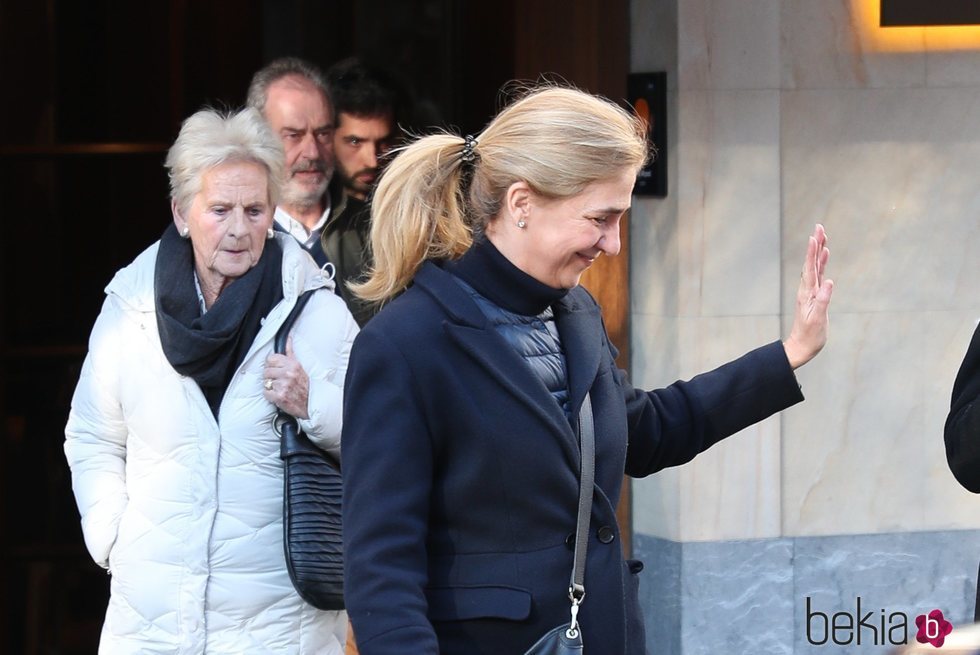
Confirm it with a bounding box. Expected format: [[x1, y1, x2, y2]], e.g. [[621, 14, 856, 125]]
[[523, 623, 584, 655], [523, 394, 594, 655], [275, 288, 345, 610]]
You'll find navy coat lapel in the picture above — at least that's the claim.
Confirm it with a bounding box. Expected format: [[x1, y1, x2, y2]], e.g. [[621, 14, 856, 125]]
[[555, 290, 604, 422], [414, 263, 582, 469]]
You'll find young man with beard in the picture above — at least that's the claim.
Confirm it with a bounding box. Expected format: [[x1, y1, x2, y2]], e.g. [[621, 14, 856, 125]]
[[321, 57, 401, 326]]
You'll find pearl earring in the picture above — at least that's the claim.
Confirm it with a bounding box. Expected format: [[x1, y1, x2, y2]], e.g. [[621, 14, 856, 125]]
[[517, 219, 527, 229], [267, 227, 275, 240], [180, 226, 190, 238]]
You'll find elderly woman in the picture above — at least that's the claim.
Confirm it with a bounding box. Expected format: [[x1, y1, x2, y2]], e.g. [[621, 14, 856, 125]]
[[64, 108, 358, 654], [340, 86, 834, 655]]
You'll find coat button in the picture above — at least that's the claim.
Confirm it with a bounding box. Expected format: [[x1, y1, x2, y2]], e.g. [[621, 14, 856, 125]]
[[565, 533, 576, 550], [597, 526, 616, 544]]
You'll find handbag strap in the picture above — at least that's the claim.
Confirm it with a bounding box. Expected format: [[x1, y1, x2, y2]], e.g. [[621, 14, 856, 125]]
[[273, 289, 319, 455], [275, 288, 318, 356], [567, 392, 595, 637]]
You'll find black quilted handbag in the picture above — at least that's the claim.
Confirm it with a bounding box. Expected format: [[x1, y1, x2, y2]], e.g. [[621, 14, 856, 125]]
[[274, 288, 345, 610]]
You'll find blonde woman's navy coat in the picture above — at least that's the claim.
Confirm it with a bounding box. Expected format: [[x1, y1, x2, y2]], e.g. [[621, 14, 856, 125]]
[[341, 261, 803, 655]]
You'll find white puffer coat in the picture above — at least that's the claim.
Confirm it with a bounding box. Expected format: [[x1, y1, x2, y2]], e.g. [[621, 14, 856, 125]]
[[64, 235, 358, 654]]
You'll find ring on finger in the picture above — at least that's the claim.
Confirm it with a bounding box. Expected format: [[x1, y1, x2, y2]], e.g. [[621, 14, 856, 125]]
[[264, 378, 274, 391]]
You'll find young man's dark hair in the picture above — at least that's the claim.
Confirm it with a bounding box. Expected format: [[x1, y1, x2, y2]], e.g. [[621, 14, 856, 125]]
[[325, 57, 400, 123]]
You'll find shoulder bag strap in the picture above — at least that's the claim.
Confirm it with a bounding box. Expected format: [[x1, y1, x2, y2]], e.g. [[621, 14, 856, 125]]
[[567, 392, 595, 638], [275, 288, 318, 355], [274, 289, 320, 458]]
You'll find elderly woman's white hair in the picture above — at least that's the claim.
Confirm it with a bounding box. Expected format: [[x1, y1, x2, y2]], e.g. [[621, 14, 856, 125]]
[[165, 107, 285, 214]]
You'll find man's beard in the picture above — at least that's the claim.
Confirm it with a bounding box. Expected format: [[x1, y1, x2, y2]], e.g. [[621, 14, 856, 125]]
[[340, 166, 377, 197], [281, 164, 332, 210]]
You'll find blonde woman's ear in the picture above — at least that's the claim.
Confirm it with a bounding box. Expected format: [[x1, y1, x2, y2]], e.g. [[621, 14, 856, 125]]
[[503, 181, 532, 221]]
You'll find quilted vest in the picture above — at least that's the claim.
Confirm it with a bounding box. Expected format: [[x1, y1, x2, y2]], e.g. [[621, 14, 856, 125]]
[[453, 277, 570, 417]]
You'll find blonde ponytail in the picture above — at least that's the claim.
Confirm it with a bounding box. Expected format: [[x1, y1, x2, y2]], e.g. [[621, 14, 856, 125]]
[[353, 84, 648, 305], [351, 133, 474, 304]]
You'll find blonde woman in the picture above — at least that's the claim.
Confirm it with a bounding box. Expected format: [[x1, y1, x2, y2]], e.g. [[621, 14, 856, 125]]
[[341, 86, 833, 654]]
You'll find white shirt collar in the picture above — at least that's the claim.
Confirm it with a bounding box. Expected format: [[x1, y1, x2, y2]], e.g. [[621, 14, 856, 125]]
[[193, 270, 208, 315], [274, 199, 332, 249]]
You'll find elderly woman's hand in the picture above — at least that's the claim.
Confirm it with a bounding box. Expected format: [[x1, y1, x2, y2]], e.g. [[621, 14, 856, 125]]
[[263, 337, 310, 419], [783, 224, 834, 370]]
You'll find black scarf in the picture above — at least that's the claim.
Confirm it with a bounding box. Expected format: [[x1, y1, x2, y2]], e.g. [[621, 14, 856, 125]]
[[154, 223, 284, 417]]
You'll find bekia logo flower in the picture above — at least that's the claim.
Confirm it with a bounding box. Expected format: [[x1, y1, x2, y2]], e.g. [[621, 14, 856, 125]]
[[915, 609, 953, 648]]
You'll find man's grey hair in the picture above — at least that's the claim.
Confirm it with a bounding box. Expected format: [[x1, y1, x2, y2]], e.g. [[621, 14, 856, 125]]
[[246, 57, 331, 114]]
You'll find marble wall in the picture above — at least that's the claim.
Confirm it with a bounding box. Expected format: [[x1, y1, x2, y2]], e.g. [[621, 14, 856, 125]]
[[629, 0, 980, 651], [778, 0, 980, 531], [630, 0, 980, 543], [634, 531, 979, 655]]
